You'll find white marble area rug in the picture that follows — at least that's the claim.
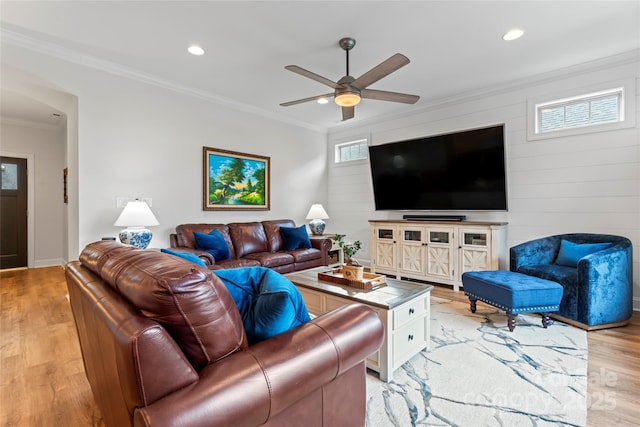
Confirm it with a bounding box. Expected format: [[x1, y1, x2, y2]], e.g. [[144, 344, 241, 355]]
[[366, 297, 587, 427]]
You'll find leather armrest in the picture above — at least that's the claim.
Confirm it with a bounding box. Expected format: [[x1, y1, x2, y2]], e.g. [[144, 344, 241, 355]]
[[165, 247, 215, 266], [133, 304, 384, 427], [310, 237, 332, 266]]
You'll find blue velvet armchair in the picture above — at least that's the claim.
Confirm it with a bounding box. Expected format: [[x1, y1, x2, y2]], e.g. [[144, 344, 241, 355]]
[[510, 233, 633, 330]]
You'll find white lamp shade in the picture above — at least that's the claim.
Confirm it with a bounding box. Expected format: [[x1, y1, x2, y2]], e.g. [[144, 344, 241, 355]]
[[114, 200, 159, 227], [306, 204, 328, 236], [114, 200, 159, 249], [306, 204, 329, 220]]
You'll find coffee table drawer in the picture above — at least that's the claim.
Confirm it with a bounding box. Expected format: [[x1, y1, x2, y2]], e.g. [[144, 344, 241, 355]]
[[393, 318, 427, 367], [393, 297, 428, 330]]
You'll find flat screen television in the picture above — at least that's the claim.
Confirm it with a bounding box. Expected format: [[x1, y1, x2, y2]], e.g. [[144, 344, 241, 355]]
[[368, 124, 507, 211]]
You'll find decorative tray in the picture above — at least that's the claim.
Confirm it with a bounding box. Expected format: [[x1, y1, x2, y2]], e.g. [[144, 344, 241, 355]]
[[317, 268, 386, 290]]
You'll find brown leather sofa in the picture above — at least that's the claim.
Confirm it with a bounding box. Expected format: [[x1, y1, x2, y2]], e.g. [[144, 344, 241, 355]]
[[66, 241, 384, 427], [169, 219, 331, 272]]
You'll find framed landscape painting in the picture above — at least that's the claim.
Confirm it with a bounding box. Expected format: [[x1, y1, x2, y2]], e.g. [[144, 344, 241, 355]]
[[203, 147, 270, 211]]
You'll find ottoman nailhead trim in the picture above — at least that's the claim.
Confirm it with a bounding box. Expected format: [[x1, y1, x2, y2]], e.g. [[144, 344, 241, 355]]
[[464, 292, 560, 314]]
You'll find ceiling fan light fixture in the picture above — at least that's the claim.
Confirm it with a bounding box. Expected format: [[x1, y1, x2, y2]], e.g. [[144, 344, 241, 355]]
[[335, 92, 361, 107]]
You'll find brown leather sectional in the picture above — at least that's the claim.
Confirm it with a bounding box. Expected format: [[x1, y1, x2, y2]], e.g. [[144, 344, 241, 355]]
[[66, 240, 384, 427], [170, 219, 332, 272]]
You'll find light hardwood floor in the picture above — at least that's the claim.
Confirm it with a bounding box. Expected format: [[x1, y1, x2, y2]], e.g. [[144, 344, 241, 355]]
[[1, 266, 638, 426]]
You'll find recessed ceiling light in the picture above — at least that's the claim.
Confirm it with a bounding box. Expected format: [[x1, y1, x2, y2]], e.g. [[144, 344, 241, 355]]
[[317, 98, 329, 104], [503, 29, 524, 41], [188, 45, 205, 56]]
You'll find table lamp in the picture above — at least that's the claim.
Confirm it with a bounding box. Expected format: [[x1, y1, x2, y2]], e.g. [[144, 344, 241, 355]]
[[306, 204, 329, 235], [114, 199, 159, 249]]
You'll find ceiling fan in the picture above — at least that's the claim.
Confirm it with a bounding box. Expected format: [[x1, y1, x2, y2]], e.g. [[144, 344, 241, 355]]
[[280, 37, 420, 121]]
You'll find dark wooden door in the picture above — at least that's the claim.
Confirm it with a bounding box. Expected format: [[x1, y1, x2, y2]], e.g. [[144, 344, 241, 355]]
[[1, 157, 28, 269]]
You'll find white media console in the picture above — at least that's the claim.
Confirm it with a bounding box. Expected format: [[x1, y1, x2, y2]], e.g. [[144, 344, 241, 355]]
[[369, 219, 507, 291]]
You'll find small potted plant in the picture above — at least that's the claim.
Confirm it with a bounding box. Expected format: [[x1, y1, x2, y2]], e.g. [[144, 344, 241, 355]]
[[334, 234, 364, 280]]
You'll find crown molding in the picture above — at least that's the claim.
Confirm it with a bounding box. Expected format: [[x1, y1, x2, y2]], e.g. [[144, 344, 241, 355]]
[[1, 26, 327, 134], [0, 115, 64, 131]]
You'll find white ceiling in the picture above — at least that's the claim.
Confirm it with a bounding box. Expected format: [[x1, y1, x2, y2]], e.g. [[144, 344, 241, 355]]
[[1, 1, 639, 131]]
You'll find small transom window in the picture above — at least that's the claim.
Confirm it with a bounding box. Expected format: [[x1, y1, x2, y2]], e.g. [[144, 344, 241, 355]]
[[535, 88, 623, 134], [335, 138, 368, 163]]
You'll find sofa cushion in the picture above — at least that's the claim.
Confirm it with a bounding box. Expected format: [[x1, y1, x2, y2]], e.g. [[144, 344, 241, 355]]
[[244, 251, 294, 268], [280, 225, 312, 251], [214, 267, 311, 344], [215, 258, 262, 269], [175, 224, 225, 248], [161, 248, 208, 267], [95, 247, 248, 370], [194, 229, 231, 261], [229, 222, 269, 258], [288, 247, 322, 263], [516, 264, 578, 287], [262, 219, 296, 251], [555, 240, 612, 267], [78, 240, 137, 279]]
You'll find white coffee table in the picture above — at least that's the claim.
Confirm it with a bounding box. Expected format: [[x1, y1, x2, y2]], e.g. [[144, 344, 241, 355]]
[[286, 268, 432, 382]]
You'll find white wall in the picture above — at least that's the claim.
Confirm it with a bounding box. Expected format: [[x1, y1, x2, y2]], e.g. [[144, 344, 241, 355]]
[[328, 54, 640, 309], [1, 121, 65, 266], [1, 41, 328, 262]]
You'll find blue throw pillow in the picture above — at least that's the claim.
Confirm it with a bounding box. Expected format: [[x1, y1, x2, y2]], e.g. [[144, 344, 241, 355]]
[[214, 267, 311, 344], [193, 229, 230, 261], [555, 240, 613, 267], [280, 225, 312, 251], [161, 248, 207, 267]]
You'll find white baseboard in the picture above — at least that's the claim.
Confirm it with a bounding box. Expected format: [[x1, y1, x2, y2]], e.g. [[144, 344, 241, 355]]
[[33, 259, 65, 268]]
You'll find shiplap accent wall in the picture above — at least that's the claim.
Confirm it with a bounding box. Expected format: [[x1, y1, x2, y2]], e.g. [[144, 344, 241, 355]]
[[328, 54, 640, 309]]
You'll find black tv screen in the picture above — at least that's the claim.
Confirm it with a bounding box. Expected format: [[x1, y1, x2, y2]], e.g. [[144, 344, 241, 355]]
[[368, 125, 507, 211]]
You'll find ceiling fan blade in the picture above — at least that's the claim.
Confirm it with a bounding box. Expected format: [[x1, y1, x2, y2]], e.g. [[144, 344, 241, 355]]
[[352, 53, 410, 89], [342, 106, 355, 121], [280, 93, 334, 107], [284, 65, 340, 89], [361, 89, 420, 104]]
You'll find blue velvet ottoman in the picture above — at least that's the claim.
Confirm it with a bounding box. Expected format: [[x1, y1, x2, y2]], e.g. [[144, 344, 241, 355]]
[[462, 270, 564, 331]]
